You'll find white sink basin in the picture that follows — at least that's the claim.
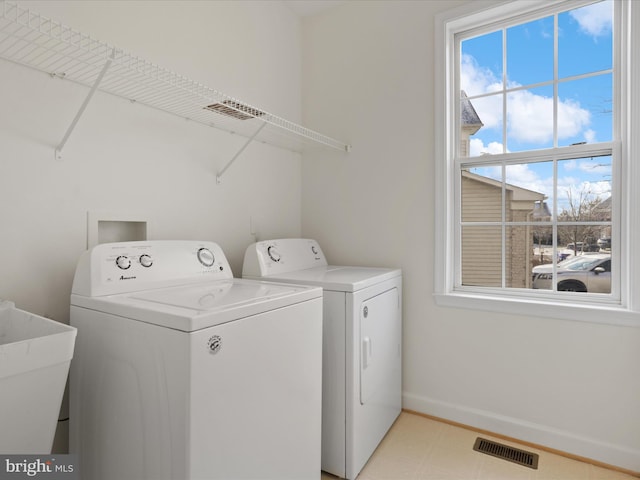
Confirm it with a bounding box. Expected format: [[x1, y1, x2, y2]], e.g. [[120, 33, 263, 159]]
[[0, 300, 76, 453]]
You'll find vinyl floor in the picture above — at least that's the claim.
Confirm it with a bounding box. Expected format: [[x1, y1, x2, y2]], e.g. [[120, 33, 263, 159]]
[[320, 411, 638, 480]]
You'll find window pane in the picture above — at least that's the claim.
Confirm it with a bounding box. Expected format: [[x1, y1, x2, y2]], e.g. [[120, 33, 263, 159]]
[[507, 85, 553, 152], [506, 226, 535, 288], [505, 162, 553, 223], [558, 1, 613, 79], [558, 74, 612, 146], [558, 225, 601, 257], [461, 31, 503, 95], [461, 226, 502, 287], [555, 226, 611, 294], [507, 17, 554, 86], [461, 168, 502, 222], [557, 156, 612, 222], [460, 92, 485, 157], [532, 225, 554, 266], [462, 93, 503, 157]]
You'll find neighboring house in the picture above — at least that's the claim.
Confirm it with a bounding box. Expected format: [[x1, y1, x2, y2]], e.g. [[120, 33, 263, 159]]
[[593, 196, 612, 243], [461, 171, 547, 288], [460, 90, 483, 157]]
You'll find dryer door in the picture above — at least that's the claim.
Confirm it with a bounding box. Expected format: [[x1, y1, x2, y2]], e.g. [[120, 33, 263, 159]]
[[360, 287, 400, 405]]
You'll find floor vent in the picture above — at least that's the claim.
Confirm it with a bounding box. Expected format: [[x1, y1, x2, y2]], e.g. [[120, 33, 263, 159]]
[[473, 437, 539, 469]]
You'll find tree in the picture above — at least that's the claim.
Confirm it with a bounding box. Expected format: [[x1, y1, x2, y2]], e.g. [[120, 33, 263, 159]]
[[557, 185, 610, 254]]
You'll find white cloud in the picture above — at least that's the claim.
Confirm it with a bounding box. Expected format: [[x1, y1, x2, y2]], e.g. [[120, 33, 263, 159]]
[[469, 138, 504, 157], [471, 95, 503, 131], [578, 160, 611, 176], [505, 163, 549, 194], [506, 90, 553, 144], [584, 129, 597, 143], [560, 158, 611, 176], [556, 160, 612, 209], [557, 180, 611, 204], [470, 161, 611, 206], [460, 54, 501, 97], [586, 181, 612, 197], [569, 1, 612, 38], [471, 162, 552, 196], [506, 90, 590, 144], [557, 99, 592, 139]]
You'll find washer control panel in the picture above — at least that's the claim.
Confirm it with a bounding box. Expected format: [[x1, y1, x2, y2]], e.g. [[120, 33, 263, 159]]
[[72, 240, 233, 297], [242, 238, 327, 277]]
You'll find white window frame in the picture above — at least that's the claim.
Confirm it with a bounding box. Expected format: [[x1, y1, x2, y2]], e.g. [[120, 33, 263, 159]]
[[434, 0, 640, 327]]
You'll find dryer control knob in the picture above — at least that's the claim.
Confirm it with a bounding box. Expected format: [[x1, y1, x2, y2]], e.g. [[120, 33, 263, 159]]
[[197, 247, 215, 267], [267, 246, 281, 263], [139, 254, 153, 268], [116, 255, 131, 270]]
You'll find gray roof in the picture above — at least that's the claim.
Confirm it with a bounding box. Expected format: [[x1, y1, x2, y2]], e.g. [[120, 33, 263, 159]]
[[461, 90, 483, 128]]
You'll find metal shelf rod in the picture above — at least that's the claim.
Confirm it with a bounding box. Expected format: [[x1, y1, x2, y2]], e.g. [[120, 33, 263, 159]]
[[216, 122, 267, 184], [55, 49, 113, 160]]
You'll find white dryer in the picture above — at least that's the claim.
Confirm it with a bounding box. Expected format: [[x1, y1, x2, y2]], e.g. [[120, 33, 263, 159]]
[[70, 240, 323, 480], [243, 238, 402, 480]]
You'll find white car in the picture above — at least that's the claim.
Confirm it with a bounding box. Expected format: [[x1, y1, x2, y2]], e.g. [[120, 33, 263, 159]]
[[532, 254, 611, 293]]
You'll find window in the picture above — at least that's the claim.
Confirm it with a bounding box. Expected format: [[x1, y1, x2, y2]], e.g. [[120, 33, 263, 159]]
[[434, 0, 640, 325]]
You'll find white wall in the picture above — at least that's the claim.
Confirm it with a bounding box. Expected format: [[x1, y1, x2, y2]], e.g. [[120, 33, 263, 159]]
[[1, 0, 304, 320], [300, 0, 640, 472]]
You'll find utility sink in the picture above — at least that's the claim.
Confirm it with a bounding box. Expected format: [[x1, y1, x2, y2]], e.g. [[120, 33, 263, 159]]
[[0, 300, 76, 453]]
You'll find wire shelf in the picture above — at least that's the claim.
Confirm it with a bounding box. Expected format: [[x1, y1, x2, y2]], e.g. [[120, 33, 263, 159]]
[[0, 1, 351, 155]]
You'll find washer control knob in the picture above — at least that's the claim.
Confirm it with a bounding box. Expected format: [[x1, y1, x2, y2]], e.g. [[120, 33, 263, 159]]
[[311, 245, 318, 255], [116, 255, 131, 270], [139, 254, 153, 268], [267, 245, 281, 263], [197, 247, 215, 267]]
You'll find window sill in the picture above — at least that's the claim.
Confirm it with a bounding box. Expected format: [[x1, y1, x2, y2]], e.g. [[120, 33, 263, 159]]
[[434, 291, 640, 328]]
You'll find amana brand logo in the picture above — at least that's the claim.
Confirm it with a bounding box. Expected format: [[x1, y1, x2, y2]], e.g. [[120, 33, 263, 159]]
[[119, 275, 137, 281]]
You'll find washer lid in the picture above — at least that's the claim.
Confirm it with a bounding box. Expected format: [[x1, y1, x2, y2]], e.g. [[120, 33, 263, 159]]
[[71, 278, 321, 332], [249, 265, 402, 292]]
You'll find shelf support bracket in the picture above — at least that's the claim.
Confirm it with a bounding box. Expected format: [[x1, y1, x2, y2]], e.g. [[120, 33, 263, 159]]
[[55, 50, 115, 160], [216, 121, 267, 184]]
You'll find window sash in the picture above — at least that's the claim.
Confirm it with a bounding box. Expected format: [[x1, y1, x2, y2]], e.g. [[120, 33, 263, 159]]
[[445, 0, 624, 306], [454, 3, 615, 158]]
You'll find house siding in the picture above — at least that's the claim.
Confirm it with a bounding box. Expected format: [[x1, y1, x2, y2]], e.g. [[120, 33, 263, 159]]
[[461, 175, 533, 288]]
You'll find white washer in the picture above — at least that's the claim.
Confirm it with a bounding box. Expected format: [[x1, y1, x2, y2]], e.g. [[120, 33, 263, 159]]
[[243, 238, 402, 480], [70, 240, 323, 480]]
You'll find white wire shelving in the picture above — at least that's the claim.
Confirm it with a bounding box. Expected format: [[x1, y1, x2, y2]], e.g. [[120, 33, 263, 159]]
[[0, 1, 351, 181]]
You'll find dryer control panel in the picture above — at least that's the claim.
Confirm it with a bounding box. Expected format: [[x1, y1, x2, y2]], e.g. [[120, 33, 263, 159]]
[[243, 239, 327, 277], [72, 240, 233, 297]]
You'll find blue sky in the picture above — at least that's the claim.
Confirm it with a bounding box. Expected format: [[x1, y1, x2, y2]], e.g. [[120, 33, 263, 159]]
[[461, 0, 613, 213]]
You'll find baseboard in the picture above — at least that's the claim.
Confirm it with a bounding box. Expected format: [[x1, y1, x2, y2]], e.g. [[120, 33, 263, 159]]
[[403, 392, 640, 476]]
